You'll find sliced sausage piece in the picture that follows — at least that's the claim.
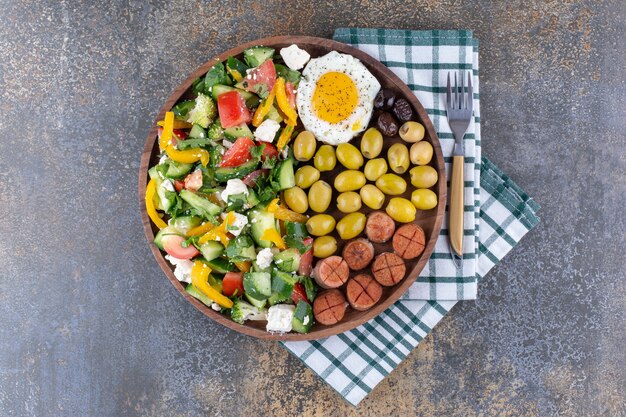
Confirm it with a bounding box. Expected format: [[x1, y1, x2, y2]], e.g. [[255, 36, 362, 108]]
[[365, 211, 396, 243], [346, 274, 382, 311], [392, 223, 426, 259], [312, 256, 350, 289], [371, 252, 406, 286], [313, 289, 347, 325], [342, 238, 375, 270]]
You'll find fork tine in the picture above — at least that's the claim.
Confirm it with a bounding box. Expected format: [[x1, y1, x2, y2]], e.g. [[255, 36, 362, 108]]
[[454, 72, 458, 110], [467, 71, 473, 111], [446, 72, 451, 110], [460, 71, 465, 110]]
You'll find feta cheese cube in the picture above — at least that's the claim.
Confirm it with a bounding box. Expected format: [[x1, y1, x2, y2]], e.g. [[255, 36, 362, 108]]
[[256, 248, 274, 270], [165, 255, 194, 284], [254, 119, 281, 143], [221, 179, 249, 203], [280, 44, 311, 70], [266, 304, 295, 333], [227, 212, 249, 237]]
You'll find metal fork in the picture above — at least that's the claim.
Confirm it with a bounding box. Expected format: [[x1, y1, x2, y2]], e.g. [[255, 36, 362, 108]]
[[446, 71, 473, 258]]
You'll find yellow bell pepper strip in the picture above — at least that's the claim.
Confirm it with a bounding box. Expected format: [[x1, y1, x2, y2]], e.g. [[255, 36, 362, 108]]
[[159, 112, 175, 150], [198, 211, 236, 245], [145, 179, 167, 229], [252, 85, 276, 127], [267, 198, 280, 213], [261, 228, 286, 249], [165, 145, 210, 166], [191, 261, 233, 309], [275, 77, 298, 125], [187, 222, 216, 237], [275, 205, 308, 223], [276, 124, 295, 152], [234, 261, 251, 272], [157, 119, 193, 129]]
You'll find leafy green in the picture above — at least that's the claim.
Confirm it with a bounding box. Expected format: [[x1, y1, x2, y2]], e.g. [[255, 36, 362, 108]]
[[204, 61, 232, 93], [192, 77, 205, 95], [172, 100, 195, 120], [300, 275, 317, 302], [176, 138, 216, 150], [274, 64, 301, 86], [284, 235, 311, 254]]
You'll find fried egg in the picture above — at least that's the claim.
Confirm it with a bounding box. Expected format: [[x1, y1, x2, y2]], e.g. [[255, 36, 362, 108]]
[[297, 51, 381, 145]]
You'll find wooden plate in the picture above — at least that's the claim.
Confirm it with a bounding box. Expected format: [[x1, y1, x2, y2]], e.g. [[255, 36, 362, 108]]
[[138, 36, 446, 341]]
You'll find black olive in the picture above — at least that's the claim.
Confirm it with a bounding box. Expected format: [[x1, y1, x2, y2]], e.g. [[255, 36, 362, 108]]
[[392, 99, 414, 122], [374, 89, 396, 110], [376, 112, 399, 137]]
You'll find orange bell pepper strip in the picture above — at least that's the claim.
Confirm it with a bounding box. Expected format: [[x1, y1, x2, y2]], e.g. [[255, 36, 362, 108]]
[[159, 112, 175, 150], [261, 228, 286, 249], [145, 179, 167, 229], [252, 85, 276, 127], [234, 261, 251, 272], [198, 212, 236, 245], [187, 222, 216, 237], [275, 77, 297, 126], [165, 145, 210, 166], [191, 261, 233, 309], [157, 119, 193, 129], [276, 124, 295, 152], [267, 198, 308, 223]]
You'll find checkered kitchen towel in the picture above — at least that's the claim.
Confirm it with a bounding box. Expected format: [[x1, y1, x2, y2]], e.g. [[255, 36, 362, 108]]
[[282, 29, 540, 406]]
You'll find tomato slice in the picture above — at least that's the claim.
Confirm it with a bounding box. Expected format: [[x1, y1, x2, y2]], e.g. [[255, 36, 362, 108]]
[[174, 180, 184, 192], [240, 60, 276, 97], [183, 170, 203, 191], [290, 282, 309, 305], [218, 91, 252, 128], [242, 169, 269, 187], [285, 81, 297, 109], [298, 237, 314, 276], [258, 142, 279, 162], [219, 137, 255, 167], [162, 234, 199, 260], [222, 272, 245, 297]]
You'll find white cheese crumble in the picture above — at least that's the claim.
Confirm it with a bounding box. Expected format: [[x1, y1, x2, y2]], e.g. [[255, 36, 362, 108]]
[[221, 179, 248, 203], [280, 44, 310, 70], [256, 248, 274, 270], [159, 154, 168, 164], [266, 304, 295, 333], [162, 179, 174, 192], [211, 302, 222, 312], [254, 119, 281, 143], [228, 212, 249, 237], [165, 255, 193, 284], [303, 315, 310, 326], [222, 139, 233, 148], [280, 145, 289, 159]]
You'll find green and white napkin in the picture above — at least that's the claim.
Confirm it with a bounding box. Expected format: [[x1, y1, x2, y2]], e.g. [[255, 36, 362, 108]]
[[282, 29, 540, 406]]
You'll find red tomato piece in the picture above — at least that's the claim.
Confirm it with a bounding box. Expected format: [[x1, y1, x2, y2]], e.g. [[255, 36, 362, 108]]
[[162, 234, 199, 260], [219, 137, 255, 167], [285, 81, 297, 109], [174, 180, 184, 192], [290, 282, 309, 305], [183, 169, 203, 191], [218, 91, 252, 128], [222, 272, 245, 297], [298, 237, 314, 276], [242, 169, 269, 187], [240, 60, 276, 98], [157, 128, 187, 146], [258, 142, 279, 162]]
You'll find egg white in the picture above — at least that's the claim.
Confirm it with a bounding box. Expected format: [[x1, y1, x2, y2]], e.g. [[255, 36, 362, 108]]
[[296, 51, 381, 145]]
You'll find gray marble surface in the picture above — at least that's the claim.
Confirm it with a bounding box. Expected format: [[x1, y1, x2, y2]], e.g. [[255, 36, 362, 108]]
[[1, 1, 624, 416]]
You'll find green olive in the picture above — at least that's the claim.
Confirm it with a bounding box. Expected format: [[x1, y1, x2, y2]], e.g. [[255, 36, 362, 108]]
[[411, 189, 438, 210], [284, 186, 308, 214], [375, 173, 407, 195], [387, 143, 410, 174], [334, 170, 366, 192], [360, 127, 383, 159], [295, 165, 320, 189], [308, 180, 332, 213], [399, 121, 425, 143], [360, 184, 385, 209], [336, 191, 362, 213], [364, 158, 388, 181], [293, 131, 317, 161], [313, 235, 338, 258], [410, 141, 433, 165], [306, 214, 336, 236], [314, 145, 336, 172], [336, 212, 367, 240], [336, 143, 364, 170], [409, 165, 438, 188], [386, 198, 417, 223]]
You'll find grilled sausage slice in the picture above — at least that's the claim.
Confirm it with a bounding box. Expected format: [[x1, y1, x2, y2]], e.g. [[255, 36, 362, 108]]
[[313, 289, 347, 325], [371, 252, 406, 286], [312, 256, 350, 289], [346, 274, 382, 311], [365, 211, 396, 243], [342, 238, 375, 270], [392, 223, 426, 259]]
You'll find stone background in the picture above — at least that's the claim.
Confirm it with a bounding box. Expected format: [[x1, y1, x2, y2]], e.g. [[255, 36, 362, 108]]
[[1, 1, 624, 416]]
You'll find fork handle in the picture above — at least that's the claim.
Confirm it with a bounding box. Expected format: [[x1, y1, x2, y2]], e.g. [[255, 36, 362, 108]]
[[449, 155, 464, 256]]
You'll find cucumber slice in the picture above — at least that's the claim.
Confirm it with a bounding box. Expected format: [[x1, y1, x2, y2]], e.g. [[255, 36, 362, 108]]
[[266, 105, 283, 123], [292, 300, 314, 333], [225, 234, 257, 262], [185, 283, 213, 307], [198, 240, 224, 261], [243, 46, 275, 67], [273, 248, 301, 273], [153, 226, 181, 250], [223, 123, 254, 140], [245, 293, 267, 309], [248, 207, 277, 248], [205, 257, 235, 274], [277, 158, 295, 190], [164, 160, 194, 179], [179, 190, 222, 217], [285, 221, 308, 238], [189, 124, 207, 139], [244, 272, 272, 300], [271, 269, 297, 301], [211, 84, 255, 101], [214, 159, 258, 182]]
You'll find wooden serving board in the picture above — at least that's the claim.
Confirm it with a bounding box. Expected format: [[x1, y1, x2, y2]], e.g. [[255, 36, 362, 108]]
[[138, 36, 446, 341]]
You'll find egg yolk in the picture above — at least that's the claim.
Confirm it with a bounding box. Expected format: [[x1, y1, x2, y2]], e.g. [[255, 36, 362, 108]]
[[312, 72, 358, 124]]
